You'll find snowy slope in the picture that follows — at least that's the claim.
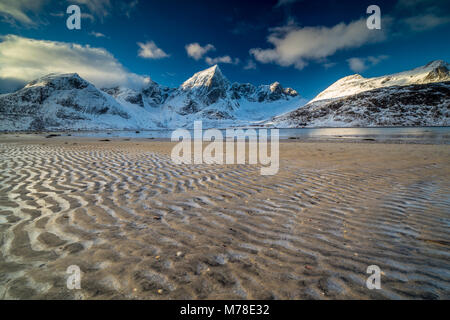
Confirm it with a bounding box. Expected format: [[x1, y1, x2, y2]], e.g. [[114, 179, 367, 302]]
[[269, 61, 450, 128], [270, 82, 449, 127], [156, 65, 304, 128], [311, 60, 450, 102], [0, 73, 139, 131], [103, 64, 304, 129], [0, 66, 303, 131]]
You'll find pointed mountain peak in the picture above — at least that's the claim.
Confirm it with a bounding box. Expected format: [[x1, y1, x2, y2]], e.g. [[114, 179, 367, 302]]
[[210, 64, 220, 72], [198, 64, 224, 79], [424, 60, 449, 69], [269, 82, 284, 94], [270, 81, 281, 88], [201, 64, 222, 75], [181, 64, 228, 91]]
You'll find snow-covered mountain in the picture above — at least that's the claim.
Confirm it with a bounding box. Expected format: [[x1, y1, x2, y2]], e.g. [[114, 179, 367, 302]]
[[0, 65, 302, 131], [0, 73, 136, 131], [1, 61, 449, 131], [155, 65, 302, 128], [269, 60, 450, 127], [103, 79, 174, 108], [310, 60, 450, 102]]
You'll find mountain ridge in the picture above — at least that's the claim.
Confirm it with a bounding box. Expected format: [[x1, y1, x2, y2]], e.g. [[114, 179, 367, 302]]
[[310, 60, 450, 103], [269, 60, 450, 128], [1, 61, 449, 131], [0, 65, 302, 131]]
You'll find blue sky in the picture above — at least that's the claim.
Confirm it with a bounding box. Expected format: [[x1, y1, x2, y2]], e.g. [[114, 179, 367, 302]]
[[0, 0, 450, 99]]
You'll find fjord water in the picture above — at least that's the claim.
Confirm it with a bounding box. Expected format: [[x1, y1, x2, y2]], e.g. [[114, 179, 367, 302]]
[[280, 127, 450, 143], [71, 127, 450, 143]]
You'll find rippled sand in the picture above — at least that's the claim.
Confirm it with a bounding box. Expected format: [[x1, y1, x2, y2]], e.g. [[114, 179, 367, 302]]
[[0, 135, 449, 299]]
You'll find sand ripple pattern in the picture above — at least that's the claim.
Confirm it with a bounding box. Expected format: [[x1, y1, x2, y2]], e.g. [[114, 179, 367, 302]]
[[0, 143, 449, 299]]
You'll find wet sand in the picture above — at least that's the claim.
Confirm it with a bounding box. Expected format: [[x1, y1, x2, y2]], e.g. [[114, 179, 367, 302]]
[[0, 134, 449, 299]]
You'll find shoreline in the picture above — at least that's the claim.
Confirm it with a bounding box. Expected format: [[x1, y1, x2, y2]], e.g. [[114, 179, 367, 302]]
[[1, 124, 449, 135], [1, 132, 448, 145]]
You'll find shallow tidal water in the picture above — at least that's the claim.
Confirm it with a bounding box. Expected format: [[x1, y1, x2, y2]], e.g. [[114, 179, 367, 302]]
[[68, 127, 450, 144]]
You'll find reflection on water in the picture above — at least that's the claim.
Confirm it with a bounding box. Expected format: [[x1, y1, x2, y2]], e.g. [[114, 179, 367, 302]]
[[71, 127, 450, 143], [279, 127, 450, 142]]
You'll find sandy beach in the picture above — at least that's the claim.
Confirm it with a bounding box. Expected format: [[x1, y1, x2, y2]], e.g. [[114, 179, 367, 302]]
[[0, 134, 449, 299]]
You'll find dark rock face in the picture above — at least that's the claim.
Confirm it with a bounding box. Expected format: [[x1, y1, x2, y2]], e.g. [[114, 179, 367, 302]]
[[102, 87, 121, 97], [424, 66, 450, 83], [102, 82, 173, 108], [125, 93, 144, 107], [275, 81, 450, 127], [202, 109, 234, 120], [28, 118, 45, 131], [268, 82, 284, 100], [230, 83, 256, 100], [205, 87, 227, 105], [283, 87, 298, 97], [142, 82, 173, 106], [258, 82, 299, 102], [230, 82, 298, 103], [178, 100, 200, 115]]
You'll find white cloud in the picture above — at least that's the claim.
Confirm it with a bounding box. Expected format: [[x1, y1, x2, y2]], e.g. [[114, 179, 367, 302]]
[[0, 35, 150, 89], [50, 11, 95, 22], [89, 31, 106, 38], [185, 43, 215, 60], [185, 43, 239, 66], [80, 13, 95, 22], [347, 58, 367, 73], [250, 19, 386, 70], [396, 0, 448, 12], [395, 0, 450, 31], [347, 55, 389, 73], [205, 56, 240, 65], [0, 0, 139, 26], [137, 41, 169, 59], [403, 14, 450, 31], [70, 0, 112, 21], [0, 0, 47, 25], [70, 0, 139, 21], [367, 55, 389, 65], [243, 60, 257, 70], [323, 62, 337, 69], [123, 0, 139, 18]]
